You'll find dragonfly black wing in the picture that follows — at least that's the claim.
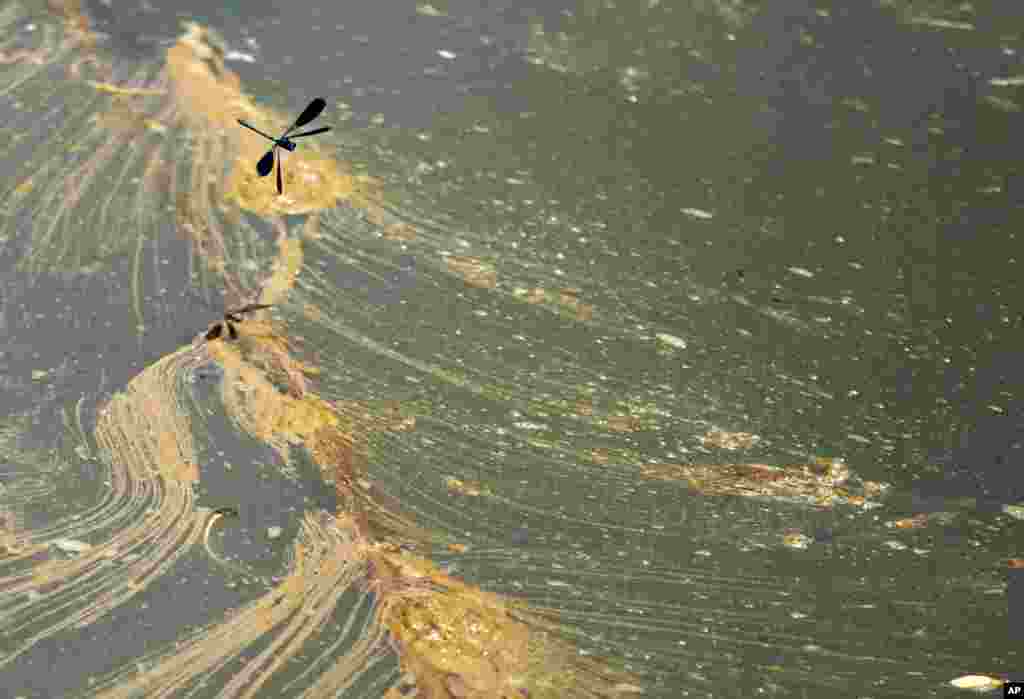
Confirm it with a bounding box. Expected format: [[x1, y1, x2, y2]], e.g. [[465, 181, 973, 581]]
[[290, 98, 327, 131], [237, 119, 279, 143], [257, 149, 275, 177], [289, 126, 332, 140]]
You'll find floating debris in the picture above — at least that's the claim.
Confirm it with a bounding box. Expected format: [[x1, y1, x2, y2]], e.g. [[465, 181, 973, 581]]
[[787, 266, 815, 278], [990, 75, 1024, 87], [374, 550, 640, 697], [52, 538, 93, 554], [909, 16, 974, 31], [782, 531, 813, 549], [558, 287, 594, 321], [513, 286, 593, 320], [680, 207, 713, 220], [524, 287, 546, 304], [886, 514, 930, 529], [224, 50, 255, 63], [641, 458, 888, 509], [655, 333, 687, 350], [445, 255, 497, 289], [700, 429, 760, 451], [983, 95, 1021, 112], [267, 526, 283, 540], [445, 477, 493, 498], [1003, 503, 1024, 520], [607, 415, 641, 433], [885, 511, 955, 529], [948, 675, 1003, 691], [416, 3, 446, 16], [382, 222, 417, 241]]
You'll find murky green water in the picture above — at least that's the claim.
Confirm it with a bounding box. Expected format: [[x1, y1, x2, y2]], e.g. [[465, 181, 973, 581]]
[[0, 0, 1021, 697]]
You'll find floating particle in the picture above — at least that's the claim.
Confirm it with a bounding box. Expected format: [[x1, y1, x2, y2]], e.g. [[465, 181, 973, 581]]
[[607, 415, 640, 433], [655, 333, 687, 350], [680, 207, 713, 220], [1002, 503, 1024, 520], [783, 531, 812, 549], [948, 675, 1003, 691], [53, 539, 92, 554], [416, 3, 446, 16], [700, 429, 759, 450], [990, 75, 1024, 87]]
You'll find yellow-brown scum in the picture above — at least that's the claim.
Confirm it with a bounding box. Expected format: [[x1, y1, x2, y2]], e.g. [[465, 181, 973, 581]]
[[0, 12, 641, 697]]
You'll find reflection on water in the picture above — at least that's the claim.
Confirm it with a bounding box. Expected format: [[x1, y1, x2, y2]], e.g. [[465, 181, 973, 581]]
[[0, 0, 1021, 697]]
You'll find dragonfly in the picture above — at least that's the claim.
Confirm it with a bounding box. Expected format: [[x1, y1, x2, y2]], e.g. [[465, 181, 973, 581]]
[[237, 98, 331, 195], [204, 303, 273, 342]]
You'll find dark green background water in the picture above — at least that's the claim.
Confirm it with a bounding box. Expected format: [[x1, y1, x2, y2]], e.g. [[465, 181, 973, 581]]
[[1, 0, 1021, 696]]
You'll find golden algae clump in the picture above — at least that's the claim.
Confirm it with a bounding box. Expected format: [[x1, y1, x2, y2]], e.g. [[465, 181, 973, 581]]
[[1, 15, 388, 298], [640, 457, 888, 510], [444, 255, 498, 289], [163, 22, 382, 218], [210, 334, 335, 455], [371, 550, 642, 698]]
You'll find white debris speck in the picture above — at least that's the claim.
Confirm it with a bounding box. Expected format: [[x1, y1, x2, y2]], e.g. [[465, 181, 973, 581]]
[[53, 539, 92, 554], [949, 675, 1003, 691], [416, 3, 446, 16], [909, 17, 974, 31], [656, 333, 687, 349], [437, 49, 457, 60], [787, 266, 814, 278], [546, 579, 570, 588], [225, 51, 256, 63], [513, 421, 548, 431], [990, 75, 1024, 87], [783, 533, 813, 549], [1002, 503, 1024, 520], [267, 526, 283, 540], [680, 207, 713, 220], [882, 540, 908, 551]]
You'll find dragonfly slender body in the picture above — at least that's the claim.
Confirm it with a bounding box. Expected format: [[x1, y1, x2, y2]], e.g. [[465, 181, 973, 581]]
[[237, 98, 331, 194]]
